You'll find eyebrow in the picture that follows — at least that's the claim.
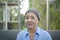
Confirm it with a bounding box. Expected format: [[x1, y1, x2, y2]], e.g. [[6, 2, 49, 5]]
[[25, 16, 29, 18], [25, 15, 35, 18]]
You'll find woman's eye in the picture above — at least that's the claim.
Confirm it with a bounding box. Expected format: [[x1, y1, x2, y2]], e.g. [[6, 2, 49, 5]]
[[26, 17, 29, 19], [31, 17, 34, 19]]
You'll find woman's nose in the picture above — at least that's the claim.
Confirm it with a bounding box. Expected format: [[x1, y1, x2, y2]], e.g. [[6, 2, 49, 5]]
[[28, 18, 32, 21]]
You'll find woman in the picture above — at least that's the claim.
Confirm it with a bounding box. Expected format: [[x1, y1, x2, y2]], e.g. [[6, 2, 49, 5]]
[[16, 8, 52, 40]]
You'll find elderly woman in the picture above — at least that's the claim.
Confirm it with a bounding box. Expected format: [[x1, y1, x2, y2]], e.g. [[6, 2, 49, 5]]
[[16, 8, 52, 40]]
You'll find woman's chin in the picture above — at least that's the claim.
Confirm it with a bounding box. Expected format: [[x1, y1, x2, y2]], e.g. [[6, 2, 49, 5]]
[[27, 26, 33, 29]]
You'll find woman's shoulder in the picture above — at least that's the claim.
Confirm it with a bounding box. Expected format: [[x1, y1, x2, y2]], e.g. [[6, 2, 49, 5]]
[[40, 28, 50, 35], [40, 28, 52, 39], [18, 30, 27, 35], [16, 30, 27, 40], [17, 30, 27, 38]]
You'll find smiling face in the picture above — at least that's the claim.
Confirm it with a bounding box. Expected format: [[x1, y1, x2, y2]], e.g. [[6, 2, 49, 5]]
[[25, 12, 39, 29]]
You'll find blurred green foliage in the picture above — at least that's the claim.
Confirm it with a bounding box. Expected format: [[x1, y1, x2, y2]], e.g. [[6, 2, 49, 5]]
[[0, 0, 60, 30], [0, 6, 3, 20], [20, 14, 26, 30], [29, 0, 46, 29], [0, 0, 19, 3], [50, 0, 60, 30], [29, 0, 60, 30]]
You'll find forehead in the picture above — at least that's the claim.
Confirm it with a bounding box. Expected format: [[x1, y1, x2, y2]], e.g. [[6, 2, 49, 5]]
[[25, 12, 37, 17]]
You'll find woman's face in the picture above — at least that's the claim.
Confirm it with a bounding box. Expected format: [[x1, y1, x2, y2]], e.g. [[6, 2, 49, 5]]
[[25, 12, 39, 29]]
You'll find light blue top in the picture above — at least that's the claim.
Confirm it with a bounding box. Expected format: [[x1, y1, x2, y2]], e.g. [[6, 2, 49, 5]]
[[16, 27, 52, 40]]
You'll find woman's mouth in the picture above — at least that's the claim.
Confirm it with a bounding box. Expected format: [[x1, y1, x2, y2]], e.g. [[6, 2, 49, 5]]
[[27, 24, 33, 28], [28, 24, 32, 26]]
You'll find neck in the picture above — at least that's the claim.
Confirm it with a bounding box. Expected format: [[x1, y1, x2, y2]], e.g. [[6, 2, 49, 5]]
[[28, 27, 36, 33]]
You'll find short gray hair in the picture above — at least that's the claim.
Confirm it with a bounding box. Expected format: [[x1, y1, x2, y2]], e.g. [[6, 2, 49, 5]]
[[25, 8, 40, 21]]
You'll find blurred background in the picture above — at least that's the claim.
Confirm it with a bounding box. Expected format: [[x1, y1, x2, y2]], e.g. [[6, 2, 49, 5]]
[[0, 0, 60, 30]]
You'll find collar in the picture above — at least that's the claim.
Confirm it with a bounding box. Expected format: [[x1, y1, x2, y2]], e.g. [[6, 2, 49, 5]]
[[24, 29, 29, 37], [35, 27, 41, 36], [24, 27, 41, 37]]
